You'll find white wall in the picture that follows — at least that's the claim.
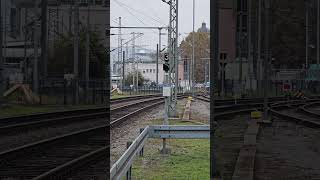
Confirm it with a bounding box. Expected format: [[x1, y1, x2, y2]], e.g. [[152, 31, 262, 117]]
[[125, 62, 164, 84]]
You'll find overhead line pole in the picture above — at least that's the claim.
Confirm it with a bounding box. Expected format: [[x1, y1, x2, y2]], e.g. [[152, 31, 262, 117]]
[[41, 0, 48, 78], [248, 0, 253, 94], [317, 0, 320, 66], [192, 0, 195, 96], [306, 0, 309, 69], [86, 3, 90, 103], [258, 0, 262, 96], [175, 0, 179, 107], [74, 0, 79, 104], [238, 0, 243, 92], [263, 0, 270, 121], [0, 0, 3, 104], [156, 44, 159, 86]]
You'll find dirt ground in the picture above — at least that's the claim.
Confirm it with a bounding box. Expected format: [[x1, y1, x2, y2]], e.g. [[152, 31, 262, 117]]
[[190, 99, 210, 124]]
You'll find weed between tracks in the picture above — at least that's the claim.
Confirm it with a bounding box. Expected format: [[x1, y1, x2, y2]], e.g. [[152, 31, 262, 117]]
[[131, 120, 209, 180]]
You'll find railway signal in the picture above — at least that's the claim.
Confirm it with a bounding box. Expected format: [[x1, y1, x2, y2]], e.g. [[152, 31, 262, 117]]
[[163, 53, 169, 72]]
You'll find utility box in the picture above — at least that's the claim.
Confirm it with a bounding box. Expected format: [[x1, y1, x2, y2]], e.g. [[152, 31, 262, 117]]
[[163, 86, 171, 97]]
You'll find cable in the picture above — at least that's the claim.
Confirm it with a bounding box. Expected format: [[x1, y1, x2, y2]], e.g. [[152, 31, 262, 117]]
[[113, 0, 166, 26], [113, 1, 160, 35]]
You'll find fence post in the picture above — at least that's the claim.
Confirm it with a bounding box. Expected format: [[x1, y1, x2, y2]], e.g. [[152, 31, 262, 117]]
[[139, 128, 144, 156], [63, 79, 67, 105], [101, 80, 104, 104], [72, 79, 76, 105], [92, 81, 96, 104], [126, 141, 133, 180], [39, 79, 42, 105]]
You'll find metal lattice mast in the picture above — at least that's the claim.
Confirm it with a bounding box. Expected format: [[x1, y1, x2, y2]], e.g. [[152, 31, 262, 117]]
[[168, 0, 178, 117]]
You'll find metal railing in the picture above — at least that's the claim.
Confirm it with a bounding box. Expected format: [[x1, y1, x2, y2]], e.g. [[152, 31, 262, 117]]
[[110, 125, 210, 180]]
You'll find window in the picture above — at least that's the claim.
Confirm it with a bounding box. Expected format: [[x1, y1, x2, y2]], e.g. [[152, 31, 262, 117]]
[[146, 69, 149, 73], [153, 69, 155, 73]]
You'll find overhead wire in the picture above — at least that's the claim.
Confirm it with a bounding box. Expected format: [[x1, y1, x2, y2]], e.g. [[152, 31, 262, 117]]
[[113, 0, 167, 26]]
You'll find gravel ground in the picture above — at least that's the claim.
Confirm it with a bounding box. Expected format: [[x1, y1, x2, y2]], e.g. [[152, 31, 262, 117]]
[[110, 104, 164, 165], [110, 98, 187, 166], [214, 114, 249, 179], [255, 117, 320, 179], [190, 99, 210, 124], [111, 102, 168, 165]]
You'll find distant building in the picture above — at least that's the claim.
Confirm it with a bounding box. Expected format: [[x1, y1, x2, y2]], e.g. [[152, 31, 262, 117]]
[[112, 47, 165, 85], [197, 22, 210, 33]]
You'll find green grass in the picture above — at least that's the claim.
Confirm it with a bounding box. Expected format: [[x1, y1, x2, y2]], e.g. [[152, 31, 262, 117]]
[[111, 94, 131, 99], [111, 93, 159, 99], [0, 104, 101, 118], [131, 120, 209, 180]]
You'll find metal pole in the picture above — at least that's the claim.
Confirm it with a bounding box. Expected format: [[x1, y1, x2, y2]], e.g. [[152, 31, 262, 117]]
[[0, 0, 3, 104], [174, 0, 179, 107], [24, 9, 28, 82], [74, 0, 79, 104], [238, 0, 243, 90], [41, 0, 48, 78], [3, 0, 6, 65], [263, 0, 270, 121], [189, 57, 191, 89], [317, 0, 320, 66], [136, 61, 138, 91], [248, 0, 253, 94], [120, 39, 124, 90], [33, 4, 39, 94], [86, 4, 90, 103], [221, 59, 225, 97], [158, 28, 162, 86], [156, 43, 159, 86], [132, 33, 135, 90], [258, 0, 262, 96], [306, 0, 309, 68], [123, 51, 125, 90], [118, 17, 122, 86], [192, 0, 195, 96]]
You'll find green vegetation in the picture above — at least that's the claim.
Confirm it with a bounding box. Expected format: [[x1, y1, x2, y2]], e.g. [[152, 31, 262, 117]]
[[48, 30, 106, 78], [131, 120, 209, 180], [0, 104, 101, 118], [124, 71, 146, 86]]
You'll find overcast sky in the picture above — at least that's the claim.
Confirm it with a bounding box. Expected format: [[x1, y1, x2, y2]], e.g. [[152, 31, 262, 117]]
[[110, 0, 210, 51]]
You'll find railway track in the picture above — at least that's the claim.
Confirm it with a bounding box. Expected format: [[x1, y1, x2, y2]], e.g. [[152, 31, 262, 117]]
[[0, 95, 184, 179], [252, 100, 320, 179], [2, 94, 318, 179], [192, 96, 320, 179], [0, 96, 164, 136]]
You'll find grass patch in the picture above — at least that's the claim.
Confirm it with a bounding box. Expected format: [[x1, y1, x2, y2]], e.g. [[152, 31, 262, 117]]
[[0, 104, 101, 118], [111, 93, 159, 99], [131, 120, 209, 180], [111, 94, 131, 99]]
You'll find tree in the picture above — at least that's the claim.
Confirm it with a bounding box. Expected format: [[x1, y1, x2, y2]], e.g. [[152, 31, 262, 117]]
[[180, 32, 210, 83], [124, 71, 145, 86], [48, 29, 107, 79]]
